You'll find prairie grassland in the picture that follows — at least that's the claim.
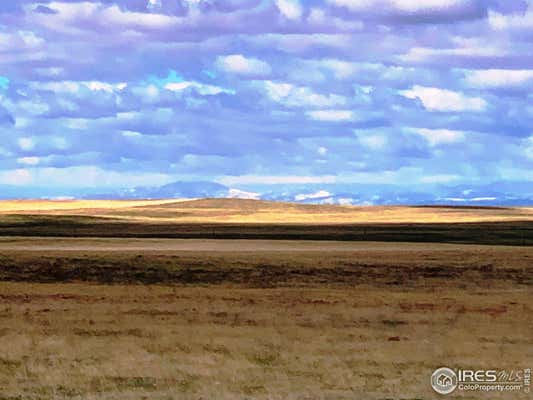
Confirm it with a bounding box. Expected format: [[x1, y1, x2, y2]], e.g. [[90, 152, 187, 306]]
[[0, 199, 186, 213], [0, 238, 531, 286], [0, 239, 532, 399], [1, 282, 531, 400], [1, 198, 532, 223], [1, 199, 532, 246]]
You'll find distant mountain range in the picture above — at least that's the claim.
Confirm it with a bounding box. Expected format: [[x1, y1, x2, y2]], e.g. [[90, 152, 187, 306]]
[[92, 181, 231, 200], [0, 180, 532, 206]]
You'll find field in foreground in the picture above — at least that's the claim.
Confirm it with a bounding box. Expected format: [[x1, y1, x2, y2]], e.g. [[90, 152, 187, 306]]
[[0, 238, 532, 399]]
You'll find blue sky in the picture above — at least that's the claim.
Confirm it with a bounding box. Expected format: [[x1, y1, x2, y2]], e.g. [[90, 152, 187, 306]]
[[0, 0, 533, 196]]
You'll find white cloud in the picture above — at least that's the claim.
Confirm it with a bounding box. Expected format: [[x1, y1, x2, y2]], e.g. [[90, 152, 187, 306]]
[[465, 69, 533, 88], [216, 54, 271, 77], [219, 175, 336, 185], [121, 130, 143, 138], [358, 133, 387, 150], [400, 37, 503, 63], [30, 80, 127, 93], [117, 111, 141, 120], [0, 169, 32, 185], [0, 166, 174, 188], [443, 197, 467, 202], [333, 167, 461, 185], [13, 100, 50, 116], [18, 137, 35, 151], [294, 190, 332, 201], [306, 109, 354, 121], [498, 167, 533, 182], [327, 0, 462, 12], [14, 118, 29, 129], [17, 157, 40, 166], [413, 128, 465, 146], [85, 81, 127, 92], [306, 7, 363, 31], [31, 2, 178, 34], [164, 82, 192, 91], [337, 198, 354, 205], [18, 30, 45, 46], [52, 136, 69, 150], [443, 196, 497, 202], [275, 0, 303, 20], [0, 30, 44, 55], [132, 84, 159, 102], [265, 81, 347, 108], [147, 0, 162, 11], [35, 67, 65, 77], [249, 34, 353, 55], [30, 81, 79, 93], [400, 85, 487, 112], [400, 45, 501, 63], [326, 0, 374, 11], [471, 197, 497, 202], [164, 81, 234, 95], [524, 136, 533, 160], [488, 10, 533, 31], [419, 174, 459, 184], [64, 118, 89, 130], [389, 0, 461, 12], [320, 59, 361, 79], [265, 81, 292, 99], [317, 146, 328, 155]]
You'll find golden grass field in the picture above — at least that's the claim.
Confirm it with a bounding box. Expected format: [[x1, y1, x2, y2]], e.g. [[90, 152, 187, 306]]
[[1, 198, 533, 223], [0, 200, 532, 399]]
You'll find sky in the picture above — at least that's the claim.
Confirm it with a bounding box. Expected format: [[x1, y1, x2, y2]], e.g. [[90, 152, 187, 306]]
[[1, 0, 533, 196]]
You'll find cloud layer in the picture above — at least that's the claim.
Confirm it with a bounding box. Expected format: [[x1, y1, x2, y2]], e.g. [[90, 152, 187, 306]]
[[0, 0, 532, 194]]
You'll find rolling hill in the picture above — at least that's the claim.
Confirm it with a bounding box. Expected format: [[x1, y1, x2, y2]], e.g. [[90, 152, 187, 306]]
[[0, 198, 532, 224]]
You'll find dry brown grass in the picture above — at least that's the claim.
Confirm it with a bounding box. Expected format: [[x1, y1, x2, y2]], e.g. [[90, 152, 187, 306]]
[[1, 198, 532, 223], [0, 283, 531, 400], [0, 239, 532, 399], [0, 235, 529, 252], [0, 199, 186, 213]]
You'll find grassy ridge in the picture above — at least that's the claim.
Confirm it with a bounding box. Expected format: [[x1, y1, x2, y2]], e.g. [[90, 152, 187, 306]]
[[0, 214, 532, 245]]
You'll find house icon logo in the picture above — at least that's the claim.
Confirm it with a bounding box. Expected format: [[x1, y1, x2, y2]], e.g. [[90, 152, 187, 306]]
[[431, 367, 458, 394]]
